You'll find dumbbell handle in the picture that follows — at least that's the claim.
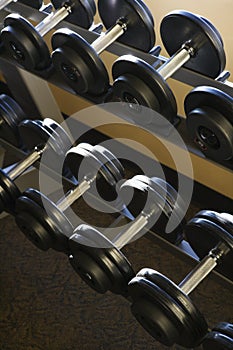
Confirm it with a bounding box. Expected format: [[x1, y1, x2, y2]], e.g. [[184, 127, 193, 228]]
[[112, 208, 157, 249], [157, 46, 194, 81], [179, 241, 229, 295], [36, 5, 71, 37], [56, 175, 96, 212], [7, 145, 44, 180], [91, 20, 127, 55], [0, 0, 16, 11]]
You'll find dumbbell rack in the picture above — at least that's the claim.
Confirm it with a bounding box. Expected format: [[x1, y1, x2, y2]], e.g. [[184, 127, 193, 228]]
[[0, 2, 232, 293]]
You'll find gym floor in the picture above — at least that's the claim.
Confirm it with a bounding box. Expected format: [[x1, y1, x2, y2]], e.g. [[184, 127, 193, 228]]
[[0, 197, 232, 350]]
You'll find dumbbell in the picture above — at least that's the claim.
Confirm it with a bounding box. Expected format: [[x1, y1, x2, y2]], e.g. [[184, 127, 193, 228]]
[[0, 0, 42, 11], [0, 94, 26, 147], [51, 0, 155, 96], [112, 10, 226, 124], [128, 210, 233, 348], [68, 175, 185, 296], [14, 142, 125, 253], [0, 0, 96, 72], [185, 86, 233, 162], [0, 118, 72, 215], [202, 322, 233, 349]]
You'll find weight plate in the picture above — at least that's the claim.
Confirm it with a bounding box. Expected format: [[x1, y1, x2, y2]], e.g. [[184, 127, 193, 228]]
[[92, 144, 125, 182], [195, 210, 233, 236], [112, 55, 177, 123], [98, 0, 155, 51], [69, 224, 134, 295], [128, 274, 188, 346], [160, 11, 226, 78], [213, 322, 233, 339], [51, 29, 109, 96], [137, 268, 208, 348], [15, 195, 54, 251], [202, 331, 233, 350], [120, 176, 182, 244], [15, 188, 70, 252], [51, 0, 95, 28], [0, 169, 21, 214], [18, 119, 66, 155], [2, 14, 51, 71], [39, 118, 72, 156], [185, 86, 233, 161], [0, 94, 25, 146], [133, 175, 185, 243], [65, 143, 118, 202], [21, 0, 43, 9], [185, 217, 233, 280]]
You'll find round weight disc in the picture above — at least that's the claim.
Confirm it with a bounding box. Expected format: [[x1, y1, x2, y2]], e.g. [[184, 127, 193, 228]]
[[51, 0, 95, 28], [0, 94, 25, 146], [15, 195, 54, 251], [133, 175, 185, 243], [213, 322, 233, 339], [69, 224, 134, 295], [52, 29, 109, 96], [98, 0, 155, 51], [195, 210, 233, 236], [21, 0, 43, 9], [128, 274, 188, 346], [112, 55, 177, 123], [185, 86, 233, 161], [2, 14, 51, 71], [120, 176, 182, 244], [92, 144, 125, 182], [202, 331, 233, 350], [185, 217, 233, 280], [65, 143, 119, 202], [137, 268, 208, 348], [38, 118, 71, 156], [0, 169, 21, 214], [18, 119, 66, 155], [15, 188, 70, 252], [160, 11, 226, 78]]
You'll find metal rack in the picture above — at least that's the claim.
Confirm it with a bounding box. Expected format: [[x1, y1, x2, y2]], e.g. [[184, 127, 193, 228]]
[[0, 3, 232, 292]]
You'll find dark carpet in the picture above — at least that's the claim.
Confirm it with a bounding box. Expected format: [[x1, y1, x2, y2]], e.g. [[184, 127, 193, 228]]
[[0, 204, 232, 350]]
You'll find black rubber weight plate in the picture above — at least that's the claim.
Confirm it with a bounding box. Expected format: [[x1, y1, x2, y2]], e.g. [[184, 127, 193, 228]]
[[160, 10, 226, 78], [185, 87, 233, 125], [51, 29, 109, 96], [0, 94, 25, 146], [137, 269, 208, 348], [98, 0, 155, 51], [2, 14, 50, 70], [51, 0, 95, 28], [112, 55, 177, 123], [185, 217, 233, 280], [128, 275, 187, 347]]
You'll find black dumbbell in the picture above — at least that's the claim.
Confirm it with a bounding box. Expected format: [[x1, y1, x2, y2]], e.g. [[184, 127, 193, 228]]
[[202, 322, 233, 349], [0, 94, 26, 147], [0, 118, 72, 215], [14, 142, 125, 253], [185, 86, 233, 162], [112, 10, 226, 124], [185, 210, 233, 280], [0, 0, 96, 72], [68, 175, 185, 296], [128, 210, 233, 348], [0, 0, 42, 10], [51, 0, 155, 96]]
